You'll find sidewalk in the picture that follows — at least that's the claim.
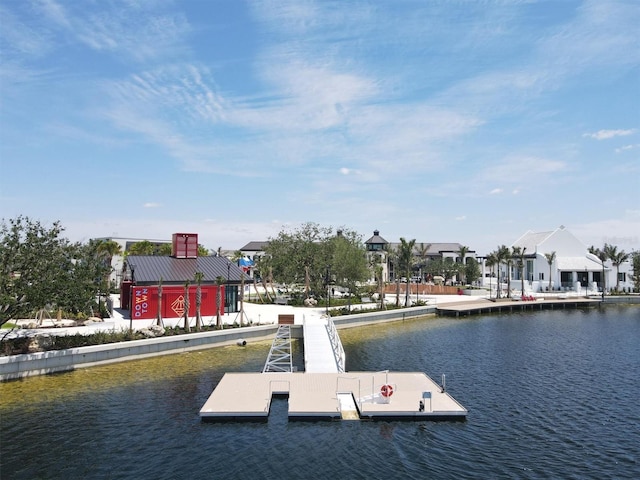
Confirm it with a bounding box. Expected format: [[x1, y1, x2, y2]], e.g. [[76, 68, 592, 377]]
[[3, 293, 483, 340]]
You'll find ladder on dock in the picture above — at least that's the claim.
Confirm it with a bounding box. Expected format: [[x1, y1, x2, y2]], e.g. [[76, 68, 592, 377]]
[[263, 325, 293, 373]]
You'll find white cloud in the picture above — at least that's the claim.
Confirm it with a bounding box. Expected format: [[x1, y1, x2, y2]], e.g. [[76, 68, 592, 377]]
[[615, 144, 639, 153], [455, 215, 467, 221], [143, 202, 161, 208], [583, 129, 636, 140], [489, 188, 503, 195]]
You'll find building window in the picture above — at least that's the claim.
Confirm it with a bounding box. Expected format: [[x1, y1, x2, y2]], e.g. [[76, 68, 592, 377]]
[[539, 272, 544, 280], [560, 271, 572, 288], [618, 272, 626, 282]]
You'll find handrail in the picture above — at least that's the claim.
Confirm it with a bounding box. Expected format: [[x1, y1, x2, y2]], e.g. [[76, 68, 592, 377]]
[[325, 316, 345, 373], [263, 325, 293, 373]]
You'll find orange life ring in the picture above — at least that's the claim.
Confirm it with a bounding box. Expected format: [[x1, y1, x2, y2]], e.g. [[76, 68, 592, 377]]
[[380, 384, 394, 397]]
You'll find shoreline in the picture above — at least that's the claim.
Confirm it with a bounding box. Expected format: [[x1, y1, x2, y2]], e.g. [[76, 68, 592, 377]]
[[2, 294, 637, 382]]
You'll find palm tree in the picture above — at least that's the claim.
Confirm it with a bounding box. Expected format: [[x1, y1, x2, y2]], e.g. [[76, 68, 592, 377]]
[[398, 238, 417, 306], [592, 247, 608, 295], [495, 245, 510, 298], [96, 239, 122, 274], [512, 246, 527, 296], [485, 252, 498, 299], [375, 264, 386, 310], [457, 245, 470, 285], [95, 239, 122, 310], [416, 243, 431, 282], [156, 277, 164, 327], [182, 280, 190, 333], [194, 272, 204, 331], [544, 251, 556, 292], [215, 275, 226, 329], [386, 245, 401, 307], [604, 244, 629, 292], [504, 247, 515, 298]]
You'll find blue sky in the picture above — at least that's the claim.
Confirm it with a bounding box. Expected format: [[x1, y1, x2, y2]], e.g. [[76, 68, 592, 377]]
[[1, 0, 638, 255]]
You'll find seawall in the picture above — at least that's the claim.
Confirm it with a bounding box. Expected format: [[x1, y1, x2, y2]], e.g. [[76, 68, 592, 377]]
[[0, 306, 437, 381], [0, 325, 278, 381]]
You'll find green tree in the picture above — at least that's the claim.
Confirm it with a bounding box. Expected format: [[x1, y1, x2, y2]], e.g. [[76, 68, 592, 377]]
[[630, 251, 640, 292], [0, 216, 109, 326], [590, 246, 608, 294], [544, 251, 556, 292], [464, 257, 481, 285], [128, 240, 172, 256], [95, 239, 122, 284], [416, 242, 431, 282], [457, 245, 470, 284], [604, 243, 629, 292], [425, 257, 458, 285], [263, 223, 333, 299], [485, 252, 498, 298], [398, 238, 416, 306], [495, 245, 511, 298], [330, 229, 369, 311], [512, 246, 527, 296]]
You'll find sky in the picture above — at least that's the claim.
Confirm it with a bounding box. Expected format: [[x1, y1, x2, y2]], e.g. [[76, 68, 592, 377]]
[[1, 0, 639, 255]]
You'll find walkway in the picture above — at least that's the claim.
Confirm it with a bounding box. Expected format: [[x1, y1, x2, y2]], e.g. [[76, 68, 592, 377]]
[[302, 313, 345, 373], [436, 297, 600, 317]]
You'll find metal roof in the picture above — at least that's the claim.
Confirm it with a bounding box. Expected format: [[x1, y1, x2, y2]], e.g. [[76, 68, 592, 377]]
[[512, 230, 554, 251], [126, 255, 245, 285], [386, 242, 469, 255], [365, 230, 388, 244], [240, 241, 270, 252]]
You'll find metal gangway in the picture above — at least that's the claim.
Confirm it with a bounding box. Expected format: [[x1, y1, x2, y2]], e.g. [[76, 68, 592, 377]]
[[303, 315, 345, 373], [262, 325, 293, 373]]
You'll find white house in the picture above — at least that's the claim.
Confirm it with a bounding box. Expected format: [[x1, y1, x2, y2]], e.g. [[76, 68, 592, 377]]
[[481, 226, 634, 295]]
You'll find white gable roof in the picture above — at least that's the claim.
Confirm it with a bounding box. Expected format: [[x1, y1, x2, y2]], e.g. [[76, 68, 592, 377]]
[[512, 226, 586, 255]]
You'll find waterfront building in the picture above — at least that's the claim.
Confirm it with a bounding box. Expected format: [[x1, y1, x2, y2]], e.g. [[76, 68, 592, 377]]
[[121, 233, 245, 320], [364, 230, 477, 283], [480, 225, 634, 295]]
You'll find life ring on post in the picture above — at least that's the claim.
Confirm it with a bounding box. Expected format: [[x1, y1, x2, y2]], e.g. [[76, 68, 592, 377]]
[[380, 384, 394, 398]]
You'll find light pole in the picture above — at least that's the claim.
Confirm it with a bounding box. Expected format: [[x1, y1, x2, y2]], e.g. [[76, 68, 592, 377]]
[[325, 266, 330, 315], [227, 262, 231, 315], [584, 266, 588, 297]]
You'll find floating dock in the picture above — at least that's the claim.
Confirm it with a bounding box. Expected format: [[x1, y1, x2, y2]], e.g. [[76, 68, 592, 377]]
[[436, 297, 600, 317], [200, 312, 467, 422], [199, 371, 467, 421]]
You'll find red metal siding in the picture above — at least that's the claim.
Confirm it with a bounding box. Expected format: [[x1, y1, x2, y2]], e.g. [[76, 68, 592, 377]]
[[172, 233, 198, 258], [120, 280, 133, 309], [130, 285, 225, 320]]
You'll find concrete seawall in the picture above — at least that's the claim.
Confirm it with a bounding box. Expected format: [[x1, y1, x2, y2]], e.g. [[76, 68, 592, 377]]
[[0, 306, 437, 381], [0, 325, 278, 381]]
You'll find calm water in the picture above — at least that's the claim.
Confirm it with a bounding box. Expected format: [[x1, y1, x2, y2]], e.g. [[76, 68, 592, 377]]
[[1, 305, 639, 479]]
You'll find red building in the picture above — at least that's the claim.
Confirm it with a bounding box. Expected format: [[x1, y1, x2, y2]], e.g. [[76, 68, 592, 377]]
[[121, 233, 245, 321]]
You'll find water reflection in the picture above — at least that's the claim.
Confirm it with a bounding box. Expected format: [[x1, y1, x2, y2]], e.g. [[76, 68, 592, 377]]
[[1, 306, 639, 480], [0, 340, 273, 408]]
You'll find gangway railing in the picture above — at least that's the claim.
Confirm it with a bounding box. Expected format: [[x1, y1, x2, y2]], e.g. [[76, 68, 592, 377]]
[[263, 325, 293, 373], [326, 316, 345, 373]]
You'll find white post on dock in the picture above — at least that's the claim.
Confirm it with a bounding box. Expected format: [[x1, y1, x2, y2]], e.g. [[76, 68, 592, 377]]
[[423, 391, 432, 412], [441, 374, 446, 392]]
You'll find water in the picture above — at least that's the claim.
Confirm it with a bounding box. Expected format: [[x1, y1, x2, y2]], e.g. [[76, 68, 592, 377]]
[[1, 306, 639, 479]]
